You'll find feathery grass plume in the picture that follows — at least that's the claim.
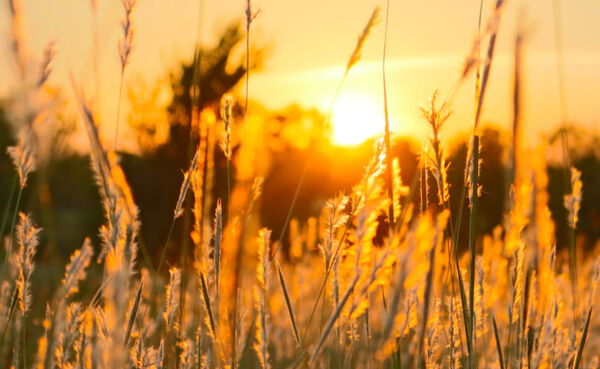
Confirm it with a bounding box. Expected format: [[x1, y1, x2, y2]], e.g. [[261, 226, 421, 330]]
[[37, 41, 55, 87], [15, 212, 41, 315], [420, 91, 451, 207], [346, 7, 380, 73], [564, 166, 581, 319], [163, 268, 181, 366], [118, 0, 136, 71], [254, 228, 271, 369], [174, 146, 201, 219], [58, 238, 93, 301], [190, 139, 207, 255], [213, 200, 222, 317], [164, 268, 181, 332], [55, 303, 82, 368], [7, 134, 36, 189], [71, 79, 137, 219], [114, 0, 137, 149], [564, 167, 582, 230], [319, 195, 350, 269], [220, 94, 233, 160]]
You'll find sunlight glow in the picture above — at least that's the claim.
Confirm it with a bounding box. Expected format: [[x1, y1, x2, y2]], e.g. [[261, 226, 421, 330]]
[[330, 93, 387, 146]]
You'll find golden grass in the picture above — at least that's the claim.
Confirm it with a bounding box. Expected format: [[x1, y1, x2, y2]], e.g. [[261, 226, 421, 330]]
[[1, 0, 599, 368]]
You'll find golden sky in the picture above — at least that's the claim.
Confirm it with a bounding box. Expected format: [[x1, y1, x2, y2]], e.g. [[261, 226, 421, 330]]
[[1, 0, 600, 149]]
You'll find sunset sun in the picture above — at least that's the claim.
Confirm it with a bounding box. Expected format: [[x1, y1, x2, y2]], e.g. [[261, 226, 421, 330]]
[[330, 93, 387, 146]]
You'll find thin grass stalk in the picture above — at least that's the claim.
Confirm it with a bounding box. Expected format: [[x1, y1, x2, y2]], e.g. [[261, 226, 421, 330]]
[[520, 268, 532, 365], [298, 214, 352, 348], [273, 7, 379, 259], [1, 287, 18, 340], [156, 219, 176, 275], [231, 216, 247, 368], [510, 32, 523, 191], [418, 243, 437, 369], [492, 315, 505, 369], [468, 134, 480, 348], [473, 0, 504, 131], [551, 2, 577, 323], [382, 0, 394, 228], [569, 223, 577, 320], [21, 312, 25, 369], [565, 167, 582, 325], [276, 263, 300, 347], [255, 229, 271, 369], [214, 200, 222, 320], [309, 274, 360, 363], [551, 0, 571, 169], [114, 0, 136, 151], [13, 317, 19, 369], [114, 73, 125, 151]]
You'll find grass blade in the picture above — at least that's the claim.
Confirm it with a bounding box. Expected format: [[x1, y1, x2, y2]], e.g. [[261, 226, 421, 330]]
[[199, 272, 216, 338], [468, 134, 480, 346], [573, 307, 592, 369], [310, 274, 359, 363], [124, 281, 143, 345], [277, 263, 300, 347], [492, 315, 505, 369]]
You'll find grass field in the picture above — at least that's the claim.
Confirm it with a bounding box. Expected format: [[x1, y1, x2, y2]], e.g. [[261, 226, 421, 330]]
[[1, 0, 599, 368]]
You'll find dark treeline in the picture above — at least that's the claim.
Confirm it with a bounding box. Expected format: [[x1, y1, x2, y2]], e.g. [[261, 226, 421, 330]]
[[1, 23, 599, 271]]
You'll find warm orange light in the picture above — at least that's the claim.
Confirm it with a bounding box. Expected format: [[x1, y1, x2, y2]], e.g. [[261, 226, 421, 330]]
[[330, 93, 386, 146]]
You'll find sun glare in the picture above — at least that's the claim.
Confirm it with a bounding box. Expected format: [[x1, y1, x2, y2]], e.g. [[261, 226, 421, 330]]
[[330, 94, 387, 146]]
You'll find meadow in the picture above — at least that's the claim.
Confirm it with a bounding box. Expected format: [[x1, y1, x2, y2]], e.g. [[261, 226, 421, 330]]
[[1, 0, 599, 368]]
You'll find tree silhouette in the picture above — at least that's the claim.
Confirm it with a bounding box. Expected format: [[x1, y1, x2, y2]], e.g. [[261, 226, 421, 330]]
[[121, 22, 259, 262]]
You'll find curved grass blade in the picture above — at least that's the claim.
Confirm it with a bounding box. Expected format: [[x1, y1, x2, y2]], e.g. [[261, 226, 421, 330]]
[[573, 307, 592, 369], [124, 281, 143, 345], [492, 315, 505, 369], [277, 263, 300, 347]]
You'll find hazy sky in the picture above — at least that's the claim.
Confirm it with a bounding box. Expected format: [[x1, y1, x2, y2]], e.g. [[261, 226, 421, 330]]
[[1, 0, 600, 149]]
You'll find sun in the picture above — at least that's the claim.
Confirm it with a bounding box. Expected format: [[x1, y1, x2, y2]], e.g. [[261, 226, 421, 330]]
[[330, 93, 387, 146]]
